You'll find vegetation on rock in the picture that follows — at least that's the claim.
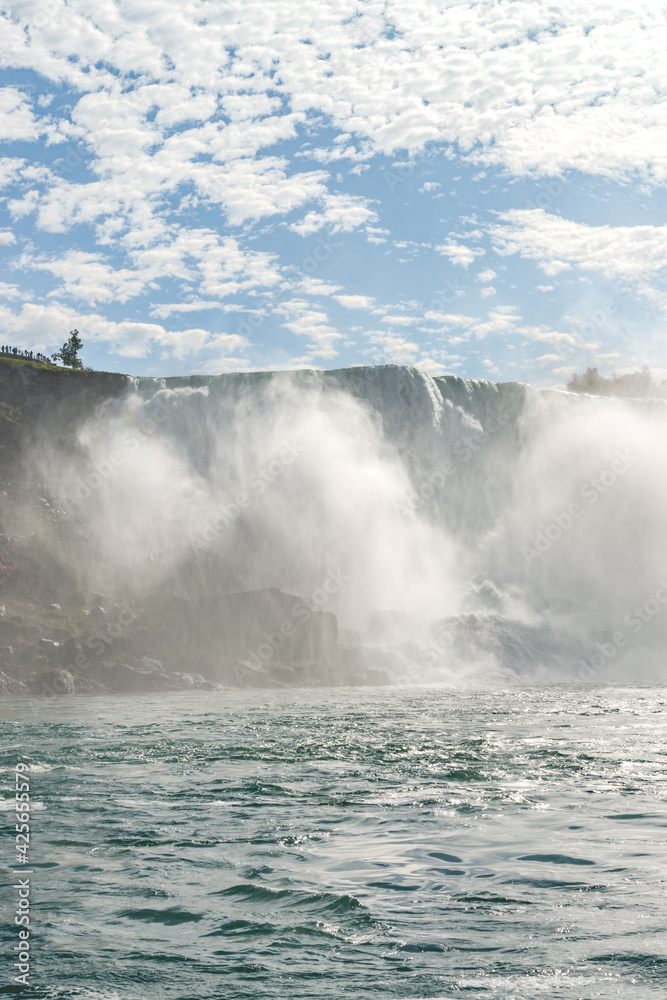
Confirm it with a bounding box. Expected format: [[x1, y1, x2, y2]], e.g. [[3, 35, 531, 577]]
[[567, 366, 667, 398], [52, 329, 84, 369]]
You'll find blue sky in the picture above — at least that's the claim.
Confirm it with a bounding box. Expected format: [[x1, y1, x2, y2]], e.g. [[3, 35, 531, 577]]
[[2, 0, 667, 383]]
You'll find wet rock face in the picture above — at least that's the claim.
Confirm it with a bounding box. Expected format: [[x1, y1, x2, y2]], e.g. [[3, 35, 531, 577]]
[[428, 613, 589, 677], [0, 576, 387, 694], [85, 658, 216, 694], [125, 585, 343, 687], [0, 670, 29, 696], [212, 588, 339, 670], [0, 363, 390, 695], [30, 668, 76, 696], [0, 473, 354, 694], [0, 358, 127, 478]]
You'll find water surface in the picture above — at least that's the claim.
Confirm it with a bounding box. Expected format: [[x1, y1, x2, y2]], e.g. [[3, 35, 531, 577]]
[[2, 685, 666, 998]]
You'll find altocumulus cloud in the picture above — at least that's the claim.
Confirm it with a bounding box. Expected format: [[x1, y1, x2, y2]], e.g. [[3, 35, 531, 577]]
[[1, 1, 667, 379]]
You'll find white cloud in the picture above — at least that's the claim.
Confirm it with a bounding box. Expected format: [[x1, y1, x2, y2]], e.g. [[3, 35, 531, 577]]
[[201, 355, 253, 374], [367, 331, 420, 364], [17, 231, 281, 308], [435, 241, 484, 268], [526, 328, 578, 347], [381, 314, 418, 326], [491, 209, 667, 280], [0, 301, 249, 361], [8, 189, 41, 220], [154, 88, 219, 129], [0, 157, 25, 188], [480, 285, 496, 298], [298, 138, 370, 165], [334, 294, 375, 310], [220, 93, 282, 122], [428, 304, 577, 349], [423, 312, 476, 328], [150, 300, 225, 319], [275, 299, 342, 359], [0, 88, 42, 142], [22, 250, 149, 306], [471, 306, 519, 340], [290, 193, 378, 236], [490, 209, 667, 309], [4, 0, 667, 377], [193, 156, 328, 227], [414, 357, 448, 374], [536, 353, 563, 366], [299, 277, 343, 297], [4, 1, 667, 185], [176, 232, 281, 297]]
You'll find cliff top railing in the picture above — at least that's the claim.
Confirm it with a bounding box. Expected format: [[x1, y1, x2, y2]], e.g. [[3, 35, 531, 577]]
[[1, 346, 52, 364]]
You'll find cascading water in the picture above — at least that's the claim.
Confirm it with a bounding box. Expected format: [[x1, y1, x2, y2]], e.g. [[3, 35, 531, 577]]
[[22, 364, 667, 686]]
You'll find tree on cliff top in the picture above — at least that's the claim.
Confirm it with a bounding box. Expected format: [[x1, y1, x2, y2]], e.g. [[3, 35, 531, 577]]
[[52, 329, 83, 369], [567, 366, 666, 398]]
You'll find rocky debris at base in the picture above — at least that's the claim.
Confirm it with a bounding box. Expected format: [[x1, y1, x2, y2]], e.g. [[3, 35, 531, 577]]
[[222, 653, 390, 689], [429, 613, 589, 677], [0, 584, 392, 695], [86, 659, 217, 694], [16, 659, 219, 696], [0, 478, 391, 695], [0, 670, 29, 695], [36, 668, 76, 695]]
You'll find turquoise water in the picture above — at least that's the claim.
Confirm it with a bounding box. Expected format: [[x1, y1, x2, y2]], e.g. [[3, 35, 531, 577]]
[[2, 685, 667, 999]]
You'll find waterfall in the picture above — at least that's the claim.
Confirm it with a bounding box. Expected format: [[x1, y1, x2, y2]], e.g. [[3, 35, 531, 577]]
[[16, 364, 667, 685]]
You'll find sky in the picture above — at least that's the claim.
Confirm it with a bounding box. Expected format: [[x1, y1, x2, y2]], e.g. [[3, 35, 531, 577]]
[[1, 0, 667, 383]]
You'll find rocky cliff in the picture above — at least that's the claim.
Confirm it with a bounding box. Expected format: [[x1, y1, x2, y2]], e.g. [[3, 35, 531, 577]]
[[0, 358, 387, 695]]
